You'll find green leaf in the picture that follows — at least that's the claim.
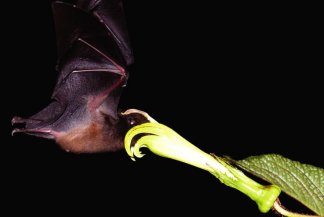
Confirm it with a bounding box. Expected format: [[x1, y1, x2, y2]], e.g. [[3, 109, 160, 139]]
[[234, 154, 324, 216]]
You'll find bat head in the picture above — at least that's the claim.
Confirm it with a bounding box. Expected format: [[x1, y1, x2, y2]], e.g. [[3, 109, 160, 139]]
[[12, 105, 152, 153]]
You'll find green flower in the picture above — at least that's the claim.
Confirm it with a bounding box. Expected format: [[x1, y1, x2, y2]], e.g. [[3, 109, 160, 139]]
[[124, 120, 281, 213]]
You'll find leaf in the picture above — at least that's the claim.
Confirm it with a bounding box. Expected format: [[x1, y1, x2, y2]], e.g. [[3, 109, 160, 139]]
[[234, 154, 324, 216]]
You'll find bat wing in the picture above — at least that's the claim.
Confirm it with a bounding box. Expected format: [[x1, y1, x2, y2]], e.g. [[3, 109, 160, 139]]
[[12, 0, 136, 153]]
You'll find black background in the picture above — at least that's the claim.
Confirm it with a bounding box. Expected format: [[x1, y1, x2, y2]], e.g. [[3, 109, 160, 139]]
[[2, 1, 322, 216]]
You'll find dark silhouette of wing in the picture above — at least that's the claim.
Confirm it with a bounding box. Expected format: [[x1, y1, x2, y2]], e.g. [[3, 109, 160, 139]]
[[12, 0, 137, 153]]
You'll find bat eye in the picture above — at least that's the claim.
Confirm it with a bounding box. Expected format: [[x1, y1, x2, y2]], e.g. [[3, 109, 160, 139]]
[[127, 117, 136, 126], [124, 113, 151, 128]]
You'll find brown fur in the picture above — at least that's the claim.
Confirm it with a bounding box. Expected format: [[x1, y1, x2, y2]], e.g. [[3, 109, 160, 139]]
[[56, 122, 122, 153]]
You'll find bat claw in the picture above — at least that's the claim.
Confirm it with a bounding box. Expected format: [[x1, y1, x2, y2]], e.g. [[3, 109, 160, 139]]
[[12, 116, 29, 136], [11, 127, 55, 139], [11, 128, 23, 136], [11, 116, 26, 125], [11, 116, 43, 127]]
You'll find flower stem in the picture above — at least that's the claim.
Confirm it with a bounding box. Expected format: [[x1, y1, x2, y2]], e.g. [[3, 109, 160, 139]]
[[273, 199, 321, 217]]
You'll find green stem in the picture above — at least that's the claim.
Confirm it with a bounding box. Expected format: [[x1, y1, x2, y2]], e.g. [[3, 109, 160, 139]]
[[273, 199, 321, 217], [124, 122, 281, 213]]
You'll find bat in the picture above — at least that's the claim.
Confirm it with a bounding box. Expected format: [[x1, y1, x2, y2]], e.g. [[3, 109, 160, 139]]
[[11, 0, 149, 153]]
